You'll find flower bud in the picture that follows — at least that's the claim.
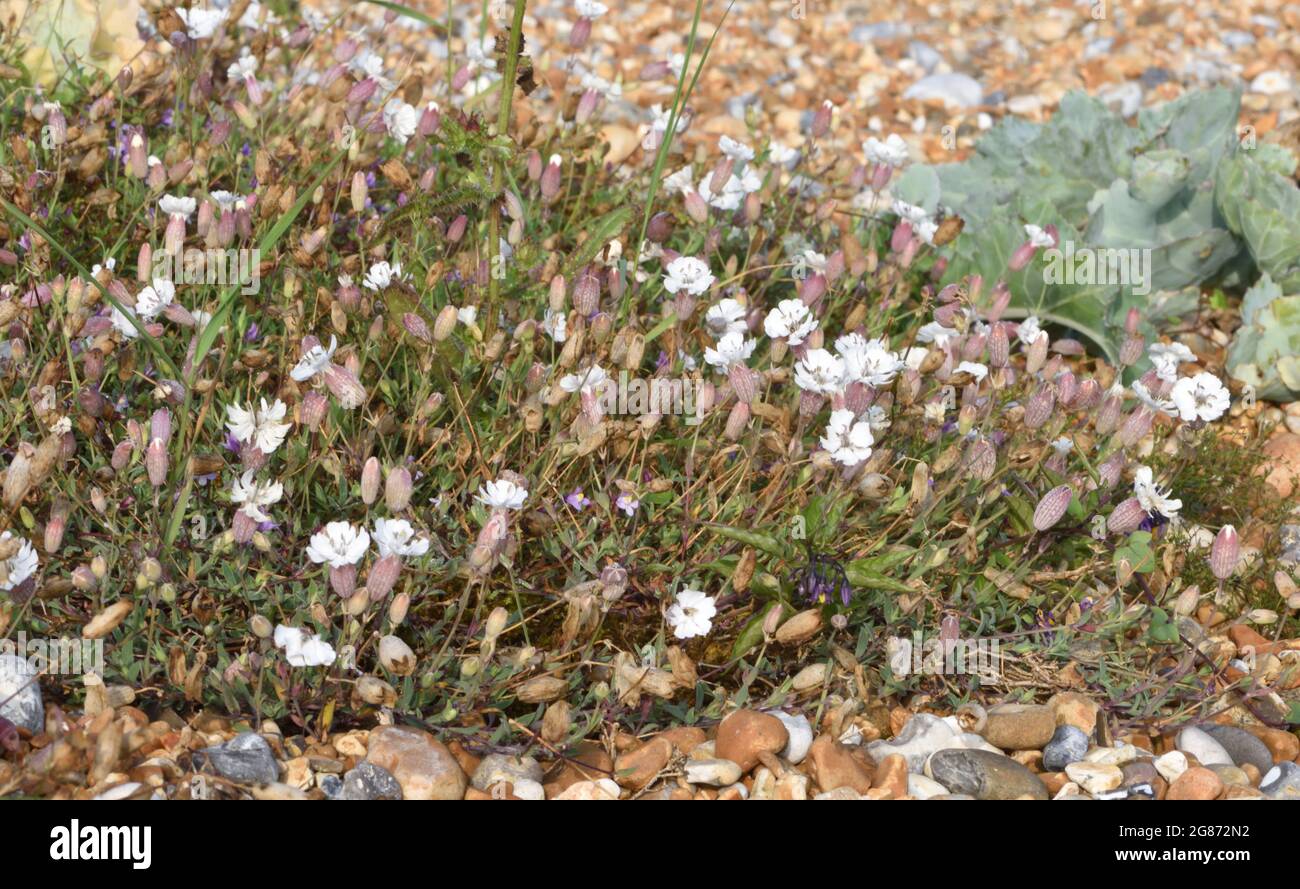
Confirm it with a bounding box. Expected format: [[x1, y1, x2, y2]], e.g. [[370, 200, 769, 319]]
[[1210, 525, 1239, 581], [351, 171, 368, 215], [361, 457, 381, 504], [1119, 335, 1144, 367], [329, 564, 357, 597], [1023, 384, 1056, 429], [367, 553, 403, 600], [684, 189, 709, 224], [988, 322, 1009, 368], [145, 438, 168, 486], [385, 466, 413, 512], [1025, 332, 1048, 374], [811, 100, 833, 137], [250, 615, 273, 638], [1107, 497, 1147, 534], [647, 212, 674, 243], [389, 591, 411, 626], [724, 400, 750, 440], [541, 154, 562, 202], [1033, 485, 1072, 531], [378, 635, 416, 675], [729, 364, 756, 404], [573, 271, 600, 315]]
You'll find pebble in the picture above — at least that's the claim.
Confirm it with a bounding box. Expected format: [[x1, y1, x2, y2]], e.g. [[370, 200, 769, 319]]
[[902, 73, 983, 108], [1260, 762, 1300, 800], [0, 654, 43, 734], [927, 749, 1049, 800], [1098, 82, 1143, 117], [1042, 725, 1090, 771], [1245, 725, 1300, 763], [319, 773, 343, 799], [867, 713, 965, 773], [808, 735, 875, 794], [871, 753, 909, 799], [1047, 692, 1099, 734], [1154, 751, 1189, 783], [1167, 766, 1224, 801], [1065, 762, 1124, 795], [715, 710, 788, 772], [1203, 725, 1275, 773], [613, 737, 673, 790], [684, 758, 743, 786], [553, 779, 620, 800], [472, 754, 544, 791], [814, 787, 862, 800], [770, 711, 813, 764], [1250, 71, 1294, 95], [982, 703, 1056, 751], [342, 761, 403, 800], [1207, 764, 1251, 788], [1083, 744, 1142, 766], [907, 41, 943, 73], [907, 773, 950, 800], [365, 725, 467, 800], [197, 732, 278, 785], [1122, 760, 1159, 789], [1176, 726, 1235, 767]]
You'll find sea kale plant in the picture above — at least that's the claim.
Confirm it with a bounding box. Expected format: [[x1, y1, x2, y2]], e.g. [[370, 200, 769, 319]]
[[0, 0, 1293, 754]]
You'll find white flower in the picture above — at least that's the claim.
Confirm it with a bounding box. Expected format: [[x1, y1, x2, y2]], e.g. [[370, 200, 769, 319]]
[[225, 398, 292, 455], [1170, 372, 1230, 423], [706, 299, 749, 337], [210, 190, 242, 210], [955, 361, 989, 382], [363, 261, 404, 291], [666, 588, 716, 639], [273, 625, 336, 667], [0, 531, 38, 591], [457, 306, 478, 326], [306, 521, 370, 568], [644, 103, 687, 148], [227, 51, 258, 82], [1131, 380, 1177, 416], [1133, 466, 1182, 519], [663, 166, 696, 194], [1050, 437, 1074, 455], [697, 168, 761, 210], [836, 333, 903, 387], [349, 49, 394, 90], [559, 364, 611, 396], [91, 257, 116, 276], [176, 7, 228, 39], [768, 140, 799, 167], [764, 299, 818, 346], [134, 278, 175, 320], [230, 470, 283, 522], [1023, 224, 1055, 248], [916, 321, 958, 348], [159, 194, 196, 219], [793, 348, 846, 394], [110, 305, 141, 338], [902, 347, 929, 370], [290, 335, 337, 382], [373, 517, 430, 558], [865, 404, 891, 434], [477, 478, 528, 511], [1017, 315, 1043, 346], [863, 133, 908, 167], [801, 249, 827, 274], [820, 408, 875, 466], [542, 308, 567, 342], [663, 256, 715, 296], [913, 217, 939, 245], [575, 0, 609, 18], [1149, 342, 1195, 382], [892, 199, 930, 225], [703, 331, 756, 370], [718, 135, 755, 164], [383, 100, 418, 145]]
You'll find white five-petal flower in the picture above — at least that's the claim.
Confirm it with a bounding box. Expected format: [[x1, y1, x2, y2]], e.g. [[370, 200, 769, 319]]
[[273, 625, 336, 667], [1170, 372, 1229, 423], [477, 478, 529, 511], [305, 521, 370, 568], [230, 470, 283, 522], [663, 256, 715, 296], [1133, 466, 1182, 519], [225, 398, 292, 455], [764, 299, 818, 346], [290, 335, 338, 382], [0, 531, 38, 591], [373, 517, 430, 558], [666, 588, 716, 639]]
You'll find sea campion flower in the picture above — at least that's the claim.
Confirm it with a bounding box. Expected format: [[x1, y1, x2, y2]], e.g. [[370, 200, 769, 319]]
[[135, 278, 176, 320], [1149, 341, 1195, 381], [703, 331, 756, 371], [225, 399, 292, 455], [706, 299, 749, 337], [1016, 315, 1044, 346], [176, 7, 228, 39], [793, 348, 846, 394], [477, 478, 529, 511], [373, 518, 430, 558], [696, 168, 761, 211], [0, 531, 38, 592], [290, 335, 338, 382], [542, 308, 567, 342], [363, 261, 405, 291], [227, 51, 262, 104], [159, 195, 197, 253], [863, 133, 909, 168], [383, 101, 418, 145], [1131, 380, 1177, 416], [836, 334, 903, 387], [820, 409, 874, 466], [273, 625, 336, 667], [666, 588, 716, 639], [663, 256, 715, 296], [559, 365, 611, 397], [307, 521, 370, 597], [765, 299, 818, 346], [231, 470, 283, 522], [955, 361, 990, 383], [1170, 372, 1230, 423], [718, 135, 755, 165], [1133, 466, 1182, 520]]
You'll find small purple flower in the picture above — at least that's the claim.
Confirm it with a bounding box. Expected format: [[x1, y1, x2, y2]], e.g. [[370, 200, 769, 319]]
[[615, 492, 639, 516], [244, 322, 261, 342], [565, 488, 591, 511], [224, 432, 242, 454]]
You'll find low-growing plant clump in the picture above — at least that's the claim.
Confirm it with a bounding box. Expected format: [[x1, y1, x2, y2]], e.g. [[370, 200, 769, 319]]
[[0, 0, 1298, 801]]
